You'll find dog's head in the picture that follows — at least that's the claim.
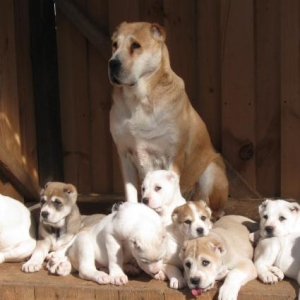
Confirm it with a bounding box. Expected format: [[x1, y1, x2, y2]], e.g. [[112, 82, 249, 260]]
[[180, 237, 226, 296], [141, 170, 180, 214], [172, 201, 213, 239], [108, 22, 166, 87], [258, 199, 300, 238], [129, 228, 167, 277], [39, 182, 77, 228]]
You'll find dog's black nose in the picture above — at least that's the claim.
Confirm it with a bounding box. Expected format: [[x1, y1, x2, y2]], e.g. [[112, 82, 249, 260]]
[[41, 211, 49, 219], [109, 59, 121, 74], [196, 227, 204, 236], [142, 197, 149, 205], [265, 226, 274, 235], [190, 277, 200, 285]]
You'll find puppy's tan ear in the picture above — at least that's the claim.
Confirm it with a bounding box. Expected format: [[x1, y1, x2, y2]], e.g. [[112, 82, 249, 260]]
[[208, 240, 226, 256], [63, 184, 78, 203], [171, 205, 182, 223], [150, 23, 166, 42]]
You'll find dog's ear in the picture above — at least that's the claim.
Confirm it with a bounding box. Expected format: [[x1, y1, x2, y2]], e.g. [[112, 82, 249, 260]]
[[259, 199, 269, 214], [208, 240, 226, 256], [63, 184, 78, 203], [150, 23, 166, 42], [171, 204, 183, 223], [129, 238, 142, 251], [288, 202, 300, 213], [166, 170, 179, 183]]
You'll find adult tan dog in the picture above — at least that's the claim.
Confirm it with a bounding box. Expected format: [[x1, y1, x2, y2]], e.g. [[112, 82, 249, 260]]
[[109, 22, 228, 219], [180, 215, 257, 300]]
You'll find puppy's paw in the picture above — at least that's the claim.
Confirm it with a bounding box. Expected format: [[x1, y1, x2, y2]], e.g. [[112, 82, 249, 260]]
[[169, 277, 186, 290], [123, 263, 141, 276], [110, 274, 128, 285], [47, 257, 71, 276], [22, 260, 42, 273], [218, 285, 238, 300], [0, 253, 5, 264], [259, 267, 284, 284], [154, 270, 167, 281], [97, 273, 111, 285]]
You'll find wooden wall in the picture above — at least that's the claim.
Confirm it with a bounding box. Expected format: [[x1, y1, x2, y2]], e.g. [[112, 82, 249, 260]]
[[54, 0, 300, 199]]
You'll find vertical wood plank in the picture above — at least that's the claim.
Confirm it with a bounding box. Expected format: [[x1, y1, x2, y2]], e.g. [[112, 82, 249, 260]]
[[139, 0, 164, 24], [1, 284, 35, 300], [197, 0, 222, 150], [255, 0, 281, 197], [221, 0, 256, 189], [280, 0, 300, 198]]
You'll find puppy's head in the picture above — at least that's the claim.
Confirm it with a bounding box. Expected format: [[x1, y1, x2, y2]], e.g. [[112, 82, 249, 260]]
[[258, 199, 300, 238], [129, 228, 167, 277], [172, 201, 212, 239], [39, 182, 77, 228], [180, 237, 226, 296], [141, 170, 180, 214], [108, 22, 166, 86]]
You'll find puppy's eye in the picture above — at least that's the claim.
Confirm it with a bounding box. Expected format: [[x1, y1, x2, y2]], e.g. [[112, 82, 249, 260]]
[[41, 199, 46, 205], [184, 219, 192, 225], [202, 260, 210, 267], [112, 42, 117, 49], [185, 261, 191, 269], [130, 42, 141, 52], [201, 216, 207, 221], [142, 187, 145, 192], [263, 215, 268, 220], [155, 186, 161, 192], [54, 199, 62, 207], [279, 216, 286, 222]]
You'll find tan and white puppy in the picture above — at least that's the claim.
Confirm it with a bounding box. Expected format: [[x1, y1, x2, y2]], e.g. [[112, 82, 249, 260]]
[[152, 201, 213, 289], [109, 21, 228, 220], [180, 215, 257, 300], [0, 194, 36, 263], [47, 202, 167, 286], [22, 182, 81, 273], [141, 170, 186, 225]]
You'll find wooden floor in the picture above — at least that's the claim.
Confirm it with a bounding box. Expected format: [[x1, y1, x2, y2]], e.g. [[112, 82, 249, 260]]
[[0, 198, 298, 300]]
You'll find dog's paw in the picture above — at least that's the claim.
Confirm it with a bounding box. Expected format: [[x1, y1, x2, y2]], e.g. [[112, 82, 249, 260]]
[[169, 277, 186, 290], [0, 253, 5, 264], [47, 257, 71, 276], [97, 273, 111, 285], [259, 267, 284, 284], [123, 263, 141, 276], [22, 260, 42, 273], [110, 274, 128, 285], [218, 286, 238, 300], [154, 270, 167, 281]]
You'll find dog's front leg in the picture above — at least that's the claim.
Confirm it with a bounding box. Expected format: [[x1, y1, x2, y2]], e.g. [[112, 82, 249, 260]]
[[254, 238, 284, 284], [161, 264, 186, 289], [21, 239, 51, 273], [105, 233, 128, 285], [119, 153, 138, 202]]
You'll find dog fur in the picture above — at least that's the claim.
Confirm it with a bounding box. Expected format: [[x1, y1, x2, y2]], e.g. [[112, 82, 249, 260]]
[[109, 21, 228, 219], [141, 170, 186, 225], [180, 215, 257, 300], [0, 194, 36, 263], [46, 202, 167, 286], [22, 182, 82, 273]]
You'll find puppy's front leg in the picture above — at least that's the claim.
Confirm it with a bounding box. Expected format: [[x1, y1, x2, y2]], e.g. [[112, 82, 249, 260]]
[[105, 233, 128, 285], [119, 153, 138, 202], [158, 264, 186, 289], [22, 239, 51, 272], [254, 238, 284, 284]]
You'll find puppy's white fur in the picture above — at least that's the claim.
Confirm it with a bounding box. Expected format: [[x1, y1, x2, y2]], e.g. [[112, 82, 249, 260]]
[[253, 199, 300, 298], [180, 215, 257, 300], [48, 202, 167, 286], [0, 194, 36, 263], [141, 170, 186, 225]]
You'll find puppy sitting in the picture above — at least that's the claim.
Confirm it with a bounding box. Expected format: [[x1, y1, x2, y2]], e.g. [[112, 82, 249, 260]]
[[47, 202, 167, 286], [141, 170, 186, 225], [180, 215, 257, 300], [22, 182, 81, 273], [153, 201, 212, 289], [0, 194, 36, 263], [253, 199, 300, 293]]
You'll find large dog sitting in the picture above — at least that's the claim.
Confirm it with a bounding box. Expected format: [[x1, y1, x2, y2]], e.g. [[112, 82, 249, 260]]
[[108, 22, 228, 219]]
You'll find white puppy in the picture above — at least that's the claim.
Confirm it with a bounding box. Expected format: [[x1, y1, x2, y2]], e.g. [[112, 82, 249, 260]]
[[253, 199, 300, 297], [141, 170, 186, 225], [48, 202, 167, 286], [0, 194, 36, 263], [180, 215, 257, 300]]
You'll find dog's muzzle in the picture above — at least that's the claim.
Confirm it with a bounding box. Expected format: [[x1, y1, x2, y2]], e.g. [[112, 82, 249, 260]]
[[109, 59, 122, 84]]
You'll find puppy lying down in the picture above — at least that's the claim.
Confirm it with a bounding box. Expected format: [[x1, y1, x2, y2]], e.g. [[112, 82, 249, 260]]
[[48, 202, 167, 286], [180, 215, 258, 300]]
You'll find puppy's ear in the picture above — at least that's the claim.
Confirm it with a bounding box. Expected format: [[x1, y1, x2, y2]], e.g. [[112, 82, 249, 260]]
[[208, 240, 226, 256], [130, 238, 142, 251], [150, 23, 166, 42], [288, 202, 300, 213], [171, 205, 182, 223], [166, 170, 179, 183], [63, 184, 78, 203], [259, 199, 269, 213]]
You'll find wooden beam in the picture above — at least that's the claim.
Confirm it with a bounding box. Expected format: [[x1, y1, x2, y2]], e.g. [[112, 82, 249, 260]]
[[55, 0, 111, 59], [0, 139, 40, 201]]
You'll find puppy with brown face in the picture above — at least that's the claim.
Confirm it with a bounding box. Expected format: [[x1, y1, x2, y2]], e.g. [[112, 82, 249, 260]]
[[109, 22, 228, 219], [180, 215, 257, 300], [22, 182, 81, 273]]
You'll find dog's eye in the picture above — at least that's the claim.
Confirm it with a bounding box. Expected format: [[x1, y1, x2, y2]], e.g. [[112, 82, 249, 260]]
[[112, 41, 118, 49], [202, 260, 210, 267], [279, 216, 286, 221], [185, 261, 191, 269], [142, 187, 145, 192], [130, 42, 141, 52], [201, 216, 207, 221], [54, 199, 62, 207], [263, 215, 268, 220], [155, 186, 161, 192], [40, 199, 46, 205], [184, 219, 192, 225]]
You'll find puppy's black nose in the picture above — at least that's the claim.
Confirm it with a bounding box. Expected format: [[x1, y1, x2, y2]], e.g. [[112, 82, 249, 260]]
[[190, 277, 200, 285], [41, 211, 49, 219], [109, 59, 121, 75], [142, 197, 149, 205], [196, 227, 204, 236], [265, 226, 274, 235]]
